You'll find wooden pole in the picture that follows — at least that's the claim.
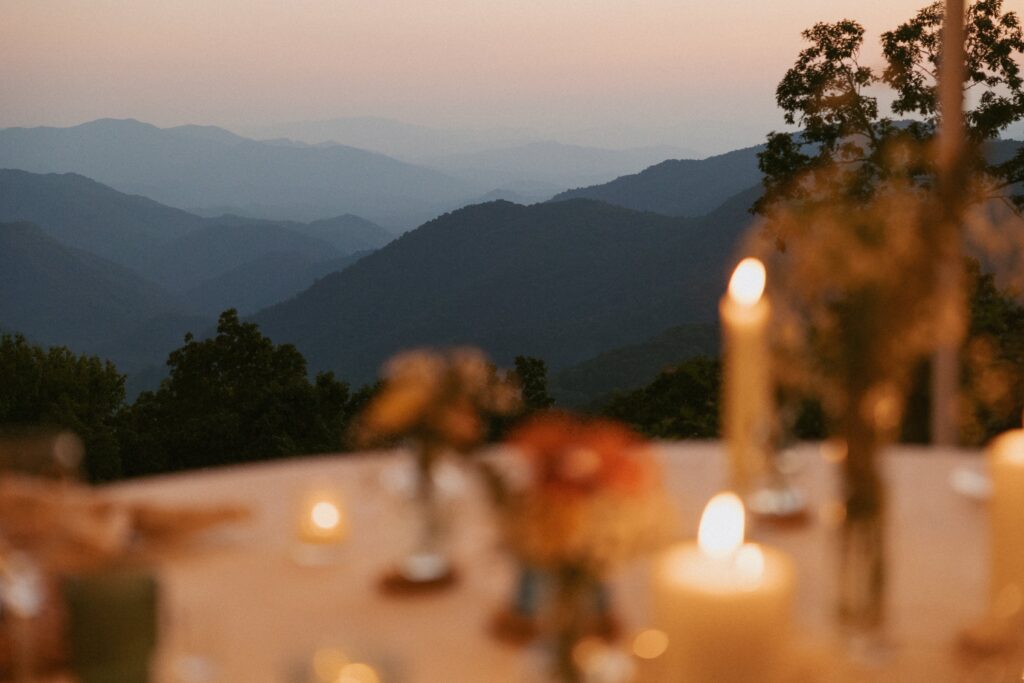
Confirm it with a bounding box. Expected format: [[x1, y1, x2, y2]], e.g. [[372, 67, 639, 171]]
[[930, 0, 967, 446]]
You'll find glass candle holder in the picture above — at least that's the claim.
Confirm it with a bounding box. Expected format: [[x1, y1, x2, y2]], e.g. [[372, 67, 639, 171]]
[[293, 488, 349, 566]]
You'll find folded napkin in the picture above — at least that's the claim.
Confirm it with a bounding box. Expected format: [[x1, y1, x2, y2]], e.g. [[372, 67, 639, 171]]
[[0, 475, 250, 678], [0, 475, 250, 571]]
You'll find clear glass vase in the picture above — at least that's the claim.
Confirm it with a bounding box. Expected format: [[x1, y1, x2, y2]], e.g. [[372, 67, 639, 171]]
[[537, 566, 621, 683], [401, 448, 452, 582], [836, 395, 889, 661], [380, 445, 462, 593]]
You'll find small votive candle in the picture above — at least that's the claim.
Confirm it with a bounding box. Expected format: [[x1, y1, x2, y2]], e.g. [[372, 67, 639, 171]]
[[651, 492, 795, 682], [297, 490, 348, 546]]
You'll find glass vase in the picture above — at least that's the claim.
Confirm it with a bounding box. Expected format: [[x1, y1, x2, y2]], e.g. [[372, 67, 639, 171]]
[[539, 566, 619, 683], [380, 445, 460, 593], [836, 395, 888, 660]]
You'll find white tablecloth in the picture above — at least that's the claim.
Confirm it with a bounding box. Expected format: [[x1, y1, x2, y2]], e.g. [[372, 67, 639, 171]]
[[106, 442, 1001, 682]]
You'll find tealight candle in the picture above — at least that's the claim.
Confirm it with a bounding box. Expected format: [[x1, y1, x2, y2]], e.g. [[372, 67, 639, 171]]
[[651, 493, 795, 682], [989, 430, 1024, 616], [297, 490, 348, 546], [720, 258, 772, 496]]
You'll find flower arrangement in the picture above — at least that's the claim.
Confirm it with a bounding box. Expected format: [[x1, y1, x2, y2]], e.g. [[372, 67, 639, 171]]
[[492, 413, 675, 681], [501, 413, 673, 574], [351, 348, 522, 592], [755, 178, 947, 639], [352, 347, 521, 454]]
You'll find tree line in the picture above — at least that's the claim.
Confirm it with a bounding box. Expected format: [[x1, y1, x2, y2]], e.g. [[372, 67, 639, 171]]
[[3, 258, 1021, 483], [0, 310, 556, 482]]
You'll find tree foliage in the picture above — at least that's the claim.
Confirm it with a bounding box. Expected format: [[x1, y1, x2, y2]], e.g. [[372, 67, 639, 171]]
[[0, 334, 126, 481], [755, 0, 1024, 217], [959, 260, 1024, 442], [600, 356, 721, 439], [119, 310, 360, 475], [512, 356, 555, 414]]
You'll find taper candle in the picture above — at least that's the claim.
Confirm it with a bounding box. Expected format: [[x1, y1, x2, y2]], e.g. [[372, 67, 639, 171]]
[[720, 258, 772, 496]]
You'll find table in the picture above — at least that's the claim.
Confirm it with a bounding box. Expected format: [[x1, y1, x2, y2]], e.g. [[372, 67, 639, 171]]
[[106, 443, 1000, 682]]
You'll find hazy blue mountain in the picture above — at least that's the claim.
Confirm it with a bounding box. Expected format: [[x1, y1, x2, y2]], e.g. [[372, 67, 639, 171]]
[[246, 116, 541, 160], [246, 117, 703, 160], [0, 118, 481, 228], [550, 323, 720, 407], [551, 138, 1022, 219], [470, 180, 568, 205], [253, 191, 757, 384], [137, 223, 340, 289], [0, 169, 391, 293], [0, 222, 185, 348], [420, 141, 693, 189], [208, 213, 392, 254], [0, 169, 203, 266], [88, 311, 213, 380], [183, 250, 370, 316], [551, 145, 765, 216]]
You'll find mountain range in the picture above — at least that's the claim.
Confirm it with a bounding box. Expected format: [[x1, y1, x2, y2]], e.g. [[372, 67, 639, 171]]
[[0, 169, 391, 294], [0, 119, 477, 229], [246, 116, 703, 160], [0, 119, 709, 231], [551, 144, 765, 216], [3, 120, 1022, 409], [1, 128, 774, 398], [246, 116, 541, 160], [0, 170, 396, 386], [254, 188, 760, 385], [0, 222, 186, 349], [550, 323, 721, 407], [420, 141, 693, 190]]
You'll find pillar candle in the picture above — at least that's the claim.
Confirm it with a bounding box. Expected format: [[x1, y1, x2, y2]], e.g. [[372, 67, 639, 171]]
[[651, 493, 795, 682], [719, 258, 772, 496], [989, 430, 1024, 614]]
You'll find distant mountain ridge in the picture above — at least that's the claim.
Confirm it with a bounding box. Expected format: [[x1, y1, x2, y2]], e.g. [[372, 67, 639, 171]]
[[246, 116, 542, 159], [551, 145, 764, 217], [0, 169, 392, 294], [183, 250, 370, 317], [0, 170, 391, 376], [0, 118, 480, 228], [419, 141, 694, 190], [0, 222, 186, 349], [246, 116, 701, 160], [254, 191, 758, 384], [550, 323, 720, 407], [0, 168, 201, 266]]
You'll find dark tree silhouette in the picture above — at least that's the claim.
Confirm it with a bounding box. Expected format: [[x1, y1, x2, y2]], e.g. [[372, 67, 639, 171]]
[[119, 310, 360, 475], [601, 356, 721, 439], [512, 356, 555, 413], [755, 0, 1024, 218], [0, 334, 126, 481]]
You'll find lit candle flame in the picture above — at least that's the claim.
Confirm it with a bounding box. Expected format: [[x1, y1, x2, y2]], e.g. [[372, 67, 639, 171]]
[[698, 492, 745, 559], [311, 500, 341, 530], [727, 258, 766, 306]]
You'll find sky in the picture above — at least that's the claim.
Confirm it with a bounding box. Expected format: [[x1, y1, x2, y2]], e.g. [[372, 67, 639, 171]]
[[2, 0, 1021, 154]]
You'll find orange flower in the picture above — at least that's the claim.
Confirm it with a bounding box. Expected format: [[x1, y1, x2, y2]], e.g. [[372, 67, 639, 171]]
[[501, 413, 674, 572], [508, 413, 656, 497]]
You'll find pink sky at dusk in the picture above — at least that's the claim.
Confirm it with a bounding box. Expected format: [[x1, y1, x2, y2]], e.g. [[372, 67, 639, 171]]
[[1, 0, 1018, 153]]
